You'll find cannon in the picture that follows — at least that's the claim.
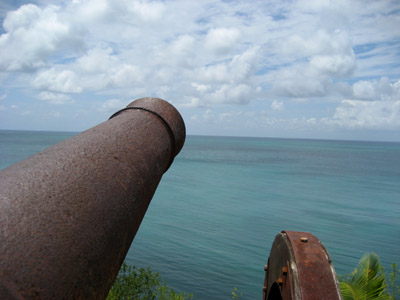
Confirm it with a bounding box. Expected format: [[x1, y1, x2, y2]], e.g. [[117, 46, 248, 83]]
[[0, 97, 185, 299], [263, 231, 342, 300]]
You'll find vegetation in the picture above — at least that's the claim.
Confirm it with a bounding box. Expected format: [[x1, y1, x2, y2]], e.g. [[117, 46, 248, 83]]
[[339, 253, 400, 300], [231, 287, 242, 300], [108, 253, 399, 300], [106, 263, 193, 300]]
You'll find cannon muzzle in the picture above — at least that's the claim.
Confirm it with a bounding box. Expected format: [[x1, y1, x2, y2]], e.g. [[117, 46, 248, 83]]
[[0, 97, 185, 299], [263, 231, 342, 300]]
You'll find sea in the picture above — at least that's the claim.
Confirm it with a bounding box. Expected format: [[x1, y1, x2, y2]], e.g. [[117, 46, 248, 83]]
[[1, 130, 399, 300]]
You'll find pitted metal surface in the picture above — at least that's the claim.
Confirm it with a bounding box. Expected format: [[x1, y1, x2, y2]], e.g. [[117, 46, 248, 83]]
[[263, 231, 342, 300], [0, 97, 186, 299]]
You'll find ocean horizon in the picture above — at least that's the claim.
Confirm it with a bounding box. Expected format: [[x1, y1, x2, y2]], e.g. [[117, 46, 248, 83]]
[[1, 130, 399, 300], [2, 128, 400, 143]]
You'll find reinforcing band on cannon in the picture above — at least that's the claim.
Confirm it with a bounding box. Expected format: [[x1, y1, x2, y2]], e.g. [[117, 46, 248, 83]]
[[109, 106, 176, 171]]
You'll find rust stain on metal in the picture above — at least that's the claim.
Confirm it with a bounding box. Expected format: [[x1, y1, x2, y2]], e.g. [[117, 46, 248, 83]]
[[263, 231, 342, 300], [0, 97, 186, 300]]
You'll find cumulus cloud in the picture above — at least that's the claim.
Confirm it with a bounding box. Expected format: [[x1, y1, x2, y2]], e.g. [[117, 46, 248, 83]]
[[205, 28, 241, 55], [210, 84, 252, 104], [326, 99, 400, 129], [72, 0, 165, 24], [187, 46, 261, 105], [0, 4, 82, 71], [180, 97, 207, 108], [98, 99, 129, 112], [198, 64, 229, 84], [72, 0, 108, 22], [191, 109, 215, 123], [272, 66, 332, 98], [191, 83, 210, 93], [167, 35, 196, 67], [33, 68, 83, 93], [271, 29, 356, 98], [352, 77, 400, 101], [37, 91, 75, 105], [1, 0, 400, 138], [128, 0, 166, 22], [76, 47, 119, 74], [196, 46, 259, 84], [71, 47, 147, 90], [271, 100, 284, 111], [309, 53, 356, 77], [218, 111, 244, 124], [282, 29, 353, 58], [110, 64, 145, 87]]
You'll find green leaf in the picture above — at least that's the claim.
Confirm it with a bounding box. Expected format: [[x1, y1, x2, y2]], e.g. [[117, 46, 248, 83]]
[[339, 253, 392, 300]]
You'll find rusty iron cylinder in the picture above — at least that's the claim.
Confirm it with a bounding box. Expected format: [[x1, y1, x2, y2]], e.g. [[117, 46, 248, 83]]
[[0, 97, 186, 299], [263, 231, 342, 300]]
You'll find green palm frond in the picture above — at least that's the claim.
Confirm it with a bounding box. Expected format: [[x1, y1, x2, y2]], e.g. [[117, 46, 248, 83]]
[[340, 253, 391, 300]]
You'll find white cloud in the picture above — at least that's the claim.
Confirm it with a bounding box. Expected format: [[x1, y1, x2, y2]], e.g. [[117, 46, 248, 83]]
[[110, 64, 144, 87], [282, 29, 353, 57], [272, 66, 332, 98], [327, 99, 400, 129], [180, 97, 206, 108], [98, 99, 129, 112], [166, 35, 196, 67], [197, 46, 259, 84], [210, 84, 252, 104], [271, 100, 284, 111], [191, 109, 215, 123], [72, 47, 148, 90], [129, 0, 166, 22], [77, 47, 118, 73], [309, 53, 356, 77], [352, 77, 400, 101], [306, 117, 317, 125], [33, 68, 83, 93], [188, 46, 261, 105], [218, 111, 243, 123], [205, 28, 241, 55], [229, 46, 260, 82], [72, 0, 108, 22], [271, 29, 356, 98], [1, 0, 400, 139], [191, 83, 210, 93], [0, 4, 82, 71], [37, 91, 74, 105], [71, 0, 165, 24], [198, 64, 229, 84]]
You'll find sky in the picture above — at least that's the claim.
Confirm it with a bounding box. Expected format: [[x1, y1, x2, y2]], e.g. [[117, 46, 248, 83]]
[[0, 0, 399, 142]]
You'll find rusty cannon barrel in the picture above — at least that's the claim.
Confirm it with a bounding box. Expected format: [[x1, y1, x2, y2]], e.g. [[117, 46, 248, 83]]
[[0, 97, 185, 299], [263, 231, 342, 300]]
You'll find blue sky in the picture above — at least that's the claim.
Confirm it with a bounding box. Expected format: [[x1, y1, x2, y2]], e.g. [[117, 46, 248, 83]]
[[0, 0, 399, 141]]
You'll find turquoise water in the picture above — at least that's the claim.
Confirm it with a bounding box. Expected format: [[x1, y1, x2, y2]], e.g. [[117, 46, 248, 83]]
[[1, 131, 400, 300]]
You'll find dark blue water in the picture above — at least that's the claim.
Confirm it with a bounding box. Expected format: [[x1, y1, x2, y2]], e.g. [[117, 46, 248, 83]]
[[1, 131, 400, 300]]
